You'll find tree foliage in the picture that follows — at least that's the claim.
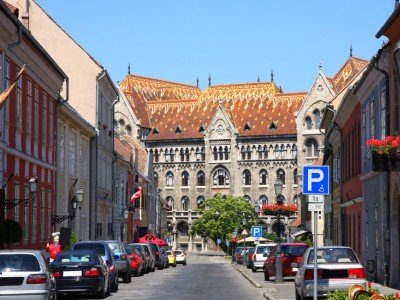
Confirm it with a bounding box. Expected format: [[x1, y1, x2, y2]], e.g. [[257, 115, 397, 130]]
[[0, 219, 23, 249], [190, 193, 257, 241]]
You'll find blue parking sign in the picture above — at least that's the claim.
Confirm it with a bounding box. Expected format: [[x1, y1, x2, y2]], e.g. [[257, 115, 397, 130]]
[[303, 166, 329, 195], [250, 226, 262, 238]]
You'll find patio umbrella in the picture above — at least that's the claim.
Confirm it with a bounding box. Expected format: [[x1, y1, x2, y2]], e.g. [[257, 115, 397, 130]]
[[138, 236, 168, 246], [236, 236, 273, 243]]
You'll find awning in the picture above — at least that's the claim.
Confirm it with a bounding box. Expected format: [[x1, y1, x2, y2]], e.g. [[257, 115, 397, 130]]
[[236, 237, 273, 243], [291, 230, 310, 238]]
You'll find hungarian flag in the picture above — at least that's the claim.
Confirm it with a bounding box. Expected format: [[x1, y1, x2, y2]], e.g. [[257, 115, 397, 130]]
[[129, 187, 142, 205], [0, 63, 26, 110]]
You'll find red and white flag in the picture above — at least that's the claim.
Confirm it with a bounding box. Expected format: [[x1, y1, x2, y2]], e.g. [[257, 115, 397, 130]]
[[129, 187, 142, 205]]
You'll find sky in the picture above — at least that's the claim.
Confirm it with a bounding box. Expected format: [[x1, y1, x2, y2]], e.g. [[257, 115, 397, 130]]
[[36, 0, 395, 92]]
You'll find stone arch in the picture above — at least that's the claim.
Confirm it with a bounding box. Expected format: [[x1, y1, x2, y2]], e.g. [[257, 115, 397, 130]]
[[176, 220, 189, 237], [211, 165, 230, 187]]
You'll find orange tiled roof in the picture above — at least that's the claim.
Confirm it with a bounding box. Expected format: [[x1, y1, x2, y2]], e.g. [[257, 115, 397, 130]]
[[121, 76, 306, 141], [114, 138, 131, 162], [330, 57, 368, 93], [3, 1, 19, 16], [119, 135, 148, 174]]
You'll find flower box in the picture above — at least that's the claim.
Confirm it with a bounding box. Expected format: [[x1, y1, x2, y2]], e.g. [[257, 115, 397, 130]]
[[261, 204, 297, 217], [389, 152, 400, 172], [367, 136, 400, 172], [372, 153, 388, 172]]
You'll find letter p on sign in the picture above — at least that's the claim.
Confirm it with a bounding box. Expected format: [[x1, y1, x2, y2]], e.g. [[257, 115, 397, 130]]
[[302, 166, 329, 195]]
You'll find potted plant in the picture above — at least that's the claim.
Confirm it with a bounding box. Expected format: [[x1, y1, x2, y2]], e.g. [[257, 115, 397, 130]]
[[366, 136, 400, 172], [383, 136, 400, 171], [261, 203, 297, 217]]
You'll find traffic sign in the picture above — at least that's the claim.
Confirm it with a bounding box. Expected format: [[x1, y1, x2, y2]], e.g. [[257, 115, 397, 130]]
[[250, 226, 262, 238], [308, 195, 324, 203], [303, 166, 330, 195], [225, 240, 230, 247], [308, 203, 324, 211], [216, 238, 221, 245]]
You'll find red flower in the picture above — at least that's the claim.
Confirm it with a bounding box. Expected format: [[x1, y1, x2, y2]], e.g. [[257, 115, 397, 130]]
[[261, 203, 297, 216], [367, 136, 400, 155]]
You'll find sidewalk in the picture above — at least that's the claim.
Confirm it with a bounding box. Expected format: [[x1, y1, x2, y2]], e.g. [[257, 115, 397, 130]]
[[232, 262, 400, 300]]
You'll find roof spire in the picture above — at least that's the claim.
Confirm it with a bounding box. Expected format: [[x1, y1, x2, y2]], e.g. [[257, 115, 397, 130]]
[[350, 44, 353, 57], [196, 76, 199, 88], [128, 63, 131, 75], [319, 62, 322, 70], [208, 74, 211, 87], [270, 69, 274, 82], [257, 75, 260, 82], [395, 0, 399, 9]]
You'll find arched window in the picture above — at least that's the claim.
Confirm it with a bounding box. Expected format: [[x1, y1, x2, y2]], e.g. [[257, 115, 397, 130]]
[[293, 196, 298, 207], [277, 169, 285, 184], [305, 116, 312, 130], [244, 195, 251, 202], [314, 109, 321, 129], [126, 125, 132, 136], [185, 148, 190, 161], [306, 138, 319, 158], [259, 195, 268, 206], [180, 149, 185, 162], [154, 172, 159, 187], [181, 171, 189, 186], [259, 169, 268, 185], [197, 196, 205, 207], [181, 196, 189, 211], [197, 171, 205, 186], [242, 170, 251, 185], [241, 146, 246, 160], [166, 196, 174, 210], [213, 168, 230, 186], [154, 149, 159, 162], [213, 146, 218, 160], [224, 146, 229, 160], [293, 169, 298, 184], [166, 171, 174, 187], [291, 144, 297, 159], [177, 222, 189, 236]]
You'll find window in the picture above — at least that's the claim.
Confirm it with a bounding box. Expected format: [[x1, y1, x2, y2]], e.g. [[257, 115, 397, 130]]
[[259, 195, 268, 206], [34, 86, 39, 139], [213, 168, 230, 186], [59, 125, 65, 172], [126, 125, 132, 136], [16, 68, 22, 128], [14, 184, 20, 222], [247, 146, 252, 160], [380, 90, 386, 138], [166, 172, 174, 187], [305, 116, 312, 130], [197, 196, 205, 207], [369, 99, 375, 138], [69, 133, 76, 176], [213, 146, 218, 160], [181, 171, 189, 186], [258, 145, 268, 159], [197, 171, 205, 186], [181, 196, 189, 211], [241, 146, 246, 160], [24, 186, 29, 242], [166, 196, 174, 209], [154, 172, 159, 187], [293, 169, 298, 184], [42, 92, 47, 143], [259, 169, 268, 185], [277, 169, 285, 184], [224, 146, 229, 160], [314, 110, 321, 129], [180, 149, 185, 162], [291, 144, 297, 158], [49, 101, 54, 147], [41, 190, 45, 241], [185, 148, 190, 161], [244, 195, 251, 202], [242, 170, 251, 185], [293, 196, 298, 207], [154, 150, 159, 162], [306, 138, 318, 158]]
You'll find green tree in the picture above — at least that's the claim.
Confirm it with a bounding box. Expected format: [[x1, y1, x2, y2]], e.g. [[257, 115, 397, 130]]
[[0, 219, 23, 249], [190, 193, 257, 241]]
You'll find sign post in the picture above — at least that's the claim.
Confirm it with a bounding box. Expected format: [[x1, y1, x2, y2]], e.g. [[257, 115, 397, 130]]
[[303, 166, 329, 300]]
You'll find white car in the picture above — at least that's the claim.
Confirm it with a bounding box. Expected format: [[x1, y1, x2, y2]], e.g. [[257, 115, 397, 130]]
[[0, 250, 56, 300], [173, 250, 187, 266], [251, 243, 276, 272]]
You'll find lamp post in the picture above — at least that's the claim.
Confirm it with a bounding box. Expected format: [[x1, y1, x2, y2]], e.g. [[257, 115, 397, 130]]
[[123, 207, 129, 242], [242, 216, 248, 266], [52, 188, 84, 226], [0, 175, 39, 217], [274, 178, 284, 283], [76, 187, 84, 240]]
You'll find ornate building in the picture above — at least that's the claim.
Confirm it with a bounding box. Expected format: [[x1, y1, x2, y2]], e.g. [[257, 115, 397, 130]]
[[119, 74, 306, 251]]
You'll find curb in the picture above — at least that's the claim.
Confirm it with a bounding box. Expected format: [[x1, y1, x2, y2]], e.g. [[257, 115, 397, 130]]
[[233, 266, 262, 288]]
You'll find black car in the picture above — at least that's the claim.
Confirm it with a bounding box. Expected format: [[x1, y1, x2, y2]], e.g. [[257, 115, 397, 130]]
[[72, 241, 119, 292], [50, 250, 109, 299], [102, 240, 131, 283], [149, 243, 163, 270]]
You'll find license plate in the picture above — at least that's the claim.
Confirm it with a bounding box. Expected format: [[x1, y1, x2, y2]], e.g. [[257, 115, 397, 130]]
[[63, 271, 82, 277], [292, 267, 299, 272]]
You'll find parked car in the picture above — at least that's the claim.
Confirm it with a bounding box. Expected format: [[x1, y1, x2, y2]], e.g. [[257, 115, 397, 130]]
[[234, 247, 245, 264], [294, 246, 367, 299], [246, 247, 256, 269], [0, 250, 56, 300], [263, 242, 308, 281], [72, 241, 119, 292], [50, 250, 109, 298], [139, 243, 156, 272], [166, 250, 177, 267], [131, 243, 151, 274], [124, 244, 144, 276], [173, 249, 187, 265], [251, 243, 276, 272], [102, 240, 131, 283], [159, 248, 169, 269], [149, 243, 163, 270]]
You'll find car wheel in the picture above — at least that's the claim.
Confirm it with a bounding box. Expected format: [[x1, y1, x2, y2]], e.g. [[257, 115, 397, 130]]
[[173, 262, 177, 267], [123, 270, 130, 283], [97, 282, 106, 299], [252, 265, 257, 272], [295, 288, 301, 300], [111, 276, 119, 292], [183, 261, 187, 266], [264, 269, 270, 281]]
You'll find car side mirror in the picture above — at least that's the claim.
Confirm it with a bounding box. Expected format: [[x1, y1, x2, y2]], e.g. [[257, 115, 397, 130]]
[[114, 254, 120, 260]]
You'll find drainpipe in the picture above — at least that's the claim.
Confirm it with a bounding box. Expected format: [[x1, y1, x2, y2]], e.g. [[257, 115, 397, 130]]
[[110, 97, 119, 239], [7, 25, 22, 49], [373, 49, 391, 287]]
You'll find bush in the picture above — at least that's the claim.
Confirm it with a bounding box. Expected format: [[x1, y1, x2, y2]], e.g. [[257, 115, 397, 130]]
[[64, 231, 77, 250]]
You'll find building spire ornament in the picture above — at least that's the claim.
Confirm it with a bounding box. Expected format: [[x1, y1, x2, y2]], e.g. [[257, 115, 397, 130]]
[[270, 70, 274, 82], [196, 76, 199, 88], [257, 75, 260, 82], [128, 63, 131, 75], [208, 74, 211, 87], [350, 44, 353, 57], [319, 62, 322, 70]]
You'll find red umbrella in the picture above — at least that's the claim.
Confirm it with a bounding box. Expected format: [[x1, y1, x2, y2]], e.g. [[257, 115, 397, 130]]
[[138, 235, 167, 246]]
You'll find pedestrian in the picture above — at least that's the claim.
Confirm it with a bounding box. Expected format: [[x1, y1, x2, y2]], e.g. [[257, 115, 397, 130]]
[[46, 232, 62, 262]]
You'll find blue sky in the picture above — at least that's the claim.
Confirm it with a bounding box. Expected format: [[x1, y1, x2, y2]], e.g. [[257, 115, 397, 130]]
[[37, 0, 394, 92]]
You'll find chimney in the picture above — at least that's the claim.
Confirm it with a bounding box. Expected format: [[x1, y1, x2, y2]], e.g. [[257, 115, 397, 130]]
[[21, 0, 30, 29]]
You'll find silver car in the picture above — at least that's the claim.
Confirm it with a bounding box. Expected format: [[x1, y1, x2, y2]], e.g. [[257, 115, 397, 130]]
[[0, 250, 56, 300], [294, 246, 367, 299]]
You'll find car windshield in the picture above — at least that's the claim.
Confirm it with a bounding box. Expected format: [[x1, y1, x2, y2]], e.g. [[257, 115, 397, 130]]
[[257, 246, 272, 254], [74, 243, 106, 256], [106, 242, 123, 254], [281, 245, 308, 256], [54, 252, 97, 264], [308, 248, 359, 264], [132, 245, 144, 253], [0, 254, 40, 272]]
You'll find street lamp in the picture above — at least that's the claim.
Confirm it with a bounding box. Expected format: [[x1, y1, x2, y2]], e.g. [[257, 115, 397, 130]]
[[0, 174, 39, 214], [274, 178, 284, 283], [242, 216, 248, 266], [52, 188, 84, 225]]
